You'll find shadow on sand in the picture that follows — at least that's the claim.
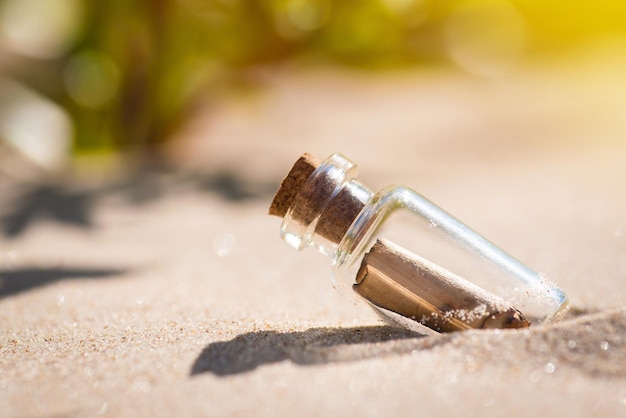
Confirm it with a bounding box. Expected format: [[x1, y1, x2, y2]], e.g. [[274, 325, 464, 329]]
[[191, 309, 626, 378], [1, 170, 277, 238], [191, 325, 426, 377], [0, 267, 127, 299]]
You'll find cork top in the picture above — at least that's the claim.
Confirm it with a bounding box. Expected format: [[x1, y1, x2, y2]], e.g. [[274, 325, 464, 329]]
[[269, 153, 371, 246], [269, 153, 319, 218]]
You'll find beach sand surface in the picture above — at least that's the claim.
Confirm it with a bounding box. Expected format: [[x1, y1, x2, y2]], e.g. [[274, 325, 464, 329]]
[[2, 56, 626, 417]]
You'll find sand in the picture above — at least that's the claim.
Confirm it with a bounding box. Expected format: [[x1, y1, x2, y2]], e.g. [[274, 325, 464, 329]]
[[2, 55, 626, 417]]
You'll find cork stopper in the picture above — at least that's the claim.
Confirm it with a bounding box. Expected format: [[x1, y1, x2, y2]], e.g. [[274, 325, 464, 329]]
[[269, 153, 370, 247], [269, 153, 319, 218]]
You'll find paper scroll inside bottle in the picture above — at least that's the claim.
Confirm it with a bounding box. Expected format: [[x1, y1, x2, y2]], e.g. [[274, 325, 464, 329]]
[[353, 239, 530, 332]]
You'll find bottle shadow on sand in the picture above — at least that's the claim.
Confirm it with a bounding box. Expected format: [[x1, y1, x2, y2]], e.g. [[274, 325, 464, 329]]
[[191, 308, 626, 379], [190, 325, 430, 377]]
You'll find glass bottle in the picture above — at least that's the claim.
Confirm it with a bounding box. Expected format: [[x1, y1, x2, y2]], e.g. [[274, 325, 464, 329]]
[[270, 153, 569, 333]]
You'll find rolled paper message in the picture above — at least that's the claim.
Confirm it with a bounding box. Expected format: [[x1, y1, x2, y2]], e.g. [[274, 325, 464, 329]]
[[354, 239, 531, 332]]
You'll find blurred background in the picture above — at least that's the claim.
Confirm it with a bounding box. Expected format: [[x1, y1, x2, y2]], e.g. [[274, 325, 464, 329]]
[[1, 0, 625, 179]]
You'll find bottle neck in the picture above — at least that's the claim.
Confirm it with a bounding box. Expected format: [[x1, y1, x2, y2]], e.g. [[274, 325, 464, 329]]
[[280, 154, 373, 258]]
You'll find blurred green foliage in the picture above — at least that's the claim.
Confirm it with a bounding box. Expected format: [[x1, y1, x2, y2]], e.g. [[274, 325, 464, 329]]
[[1, 0, 625, 156]]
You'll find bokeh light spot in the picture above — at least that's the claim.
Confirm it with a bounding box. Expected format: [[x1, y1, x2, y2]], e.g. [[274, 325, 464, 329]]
[[0, 81, 72, 170], [64, 50, 121, 109], [445, 0, 527, 77], [287, 0, 331, 31], [0, 0, 82, 59]]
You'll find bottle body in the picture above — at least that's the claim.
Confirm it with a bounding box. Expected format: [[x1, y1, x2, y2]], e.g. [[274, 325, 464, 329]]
[[276, 153, 569, 332], [334, 186, 569, 328]]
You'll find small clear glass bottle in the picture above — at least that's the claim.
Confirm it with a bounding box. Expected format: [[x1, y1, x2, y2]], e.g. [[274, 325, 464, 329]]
[[270, 153, 569, 333]]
